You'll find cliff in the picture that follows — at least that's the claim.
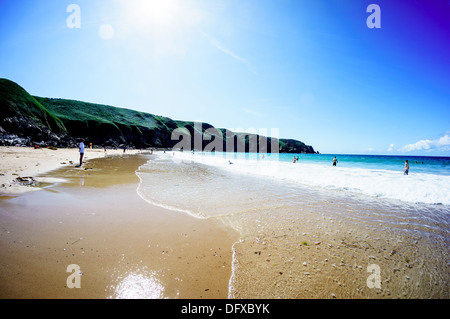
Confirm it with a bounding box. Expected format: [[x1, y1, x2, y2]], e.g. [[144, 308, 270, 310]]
[[0, 79, 70, 146], [0, 78, 316, 153]]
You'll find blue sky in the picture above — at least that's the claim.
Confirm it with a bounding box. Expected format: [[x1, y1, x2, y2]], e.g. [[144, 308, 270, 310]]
[[1, 0, 449, 155]]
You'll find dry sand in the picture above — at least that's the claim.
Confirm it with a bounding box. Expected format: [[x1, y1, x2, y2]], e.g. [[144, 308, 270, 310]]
[[0, 147, 238, 298]]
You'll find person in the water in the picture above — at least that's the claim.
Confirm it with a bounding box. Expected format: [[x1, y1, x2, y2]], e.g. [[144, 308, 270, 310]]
[[332, 156, 338, 166], [404, 160, 409, 175]]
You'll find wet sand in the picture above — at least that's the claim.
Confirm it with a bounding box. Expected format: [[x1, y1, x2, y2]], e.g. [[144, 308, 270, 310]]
[[0, 153, 238, 299], [1, 148, 448, 300], [0, 146, 142, 195], [138, 155, 450, 299]]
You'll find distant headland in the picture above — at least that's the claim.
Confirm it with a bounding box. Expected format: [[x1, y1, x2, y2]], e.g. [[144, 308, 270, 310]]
[[0, 78, 316, 154]]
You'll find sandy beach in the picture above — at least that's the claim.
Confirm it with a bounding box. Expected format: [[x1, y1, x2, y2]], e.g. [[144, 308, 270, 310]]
[[1, 147, 448, 299], [0, 146, 142, 195], [0, 147, 238, 298]]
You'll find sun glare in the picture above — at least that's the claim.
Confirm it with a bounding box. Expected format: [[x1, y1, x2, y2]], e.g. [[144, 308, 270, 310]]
[[114, 0, 204, 55], [121, 0, 181, 30]]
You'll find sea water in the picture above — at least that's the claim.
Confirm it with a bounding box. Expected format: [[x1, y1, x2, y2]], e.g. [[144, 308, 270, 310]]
[[136, 152, 450, 298], [167, 152, 450, 206]]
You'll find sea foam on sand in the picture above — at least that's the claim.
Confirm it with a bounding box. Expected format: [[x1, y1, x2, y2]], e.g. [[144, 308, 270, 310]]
[[173, 152, 450, 206]]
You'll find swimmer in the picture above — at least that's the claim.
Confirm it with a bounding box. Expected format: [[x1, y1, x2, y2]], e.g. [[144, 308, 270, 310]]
[[332, 156, 338, 166], [404, 160, 409, 175]]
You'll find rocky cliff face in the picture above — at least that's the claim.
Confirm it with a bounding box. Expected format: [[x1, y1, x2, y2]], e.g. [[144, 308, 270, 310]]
[[279, 139, 315, 154], [0, 79, 72, 146], [0, 78, 316, 153]]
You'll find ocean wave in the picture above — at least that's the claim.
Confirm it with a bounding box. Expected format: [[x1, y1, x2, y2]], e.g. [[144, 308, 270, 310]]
[[171, 152, 450, 206]]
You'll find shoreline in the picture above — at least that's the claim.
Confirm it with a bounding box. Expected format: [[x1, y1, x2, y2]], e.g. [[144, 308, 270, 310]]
[[0, 149, 238, 298], [1, 147, 448, 299], [141, 152, 450, 299], [0, 146, 144, 196]]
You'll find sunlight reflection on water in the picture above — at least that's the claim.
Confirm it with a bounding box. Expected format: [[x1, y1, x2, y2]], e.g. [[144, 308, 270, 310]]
[[108, 270, 166, 299]]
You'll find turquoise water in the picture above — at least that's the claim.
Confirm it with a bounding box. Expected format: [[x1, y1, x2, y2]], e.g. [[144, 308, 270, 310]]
[[198, 152, 450, 176], [285, 154, 450, 176], [172, 152, 450, 205]]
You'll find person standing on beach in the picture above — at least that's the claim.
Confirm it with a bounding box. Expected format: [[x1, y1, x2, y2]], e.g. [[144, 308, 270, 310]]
[[77, 139, 85, 167], [404, 160, 409, 175], [333, 156, 338, 166]]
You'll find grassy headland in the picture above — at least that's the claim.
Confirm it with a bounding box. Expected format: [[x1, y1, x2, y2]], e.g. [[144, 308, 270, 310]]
[[1, 78, 315, 153]]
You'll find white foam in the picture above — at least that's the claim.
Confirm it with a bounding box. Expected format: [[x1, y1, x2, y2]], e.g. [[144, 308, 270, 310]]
[[172, 152, 450, 206], [135, 161, 208, 219]]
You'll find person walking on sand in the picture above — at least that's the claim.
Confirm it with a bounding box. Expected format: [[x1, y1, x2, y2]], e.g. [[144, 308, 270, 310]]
[[404, 160, 409, 175], [332, 156, 338, 166], [77, 139, 85, 167]]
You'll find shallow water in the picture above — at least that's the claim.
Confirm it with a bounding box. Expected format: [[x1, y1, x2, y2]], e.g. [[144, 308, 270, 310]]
[[136, 152, 450, 298], [171, 152, 450, 205]]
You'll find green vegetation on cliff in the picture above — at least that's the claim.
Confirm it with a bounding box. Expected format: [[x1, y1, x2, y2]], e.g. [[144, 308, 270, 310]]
[[0, 78, 315, 153], [0, 79, 67, 138]]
